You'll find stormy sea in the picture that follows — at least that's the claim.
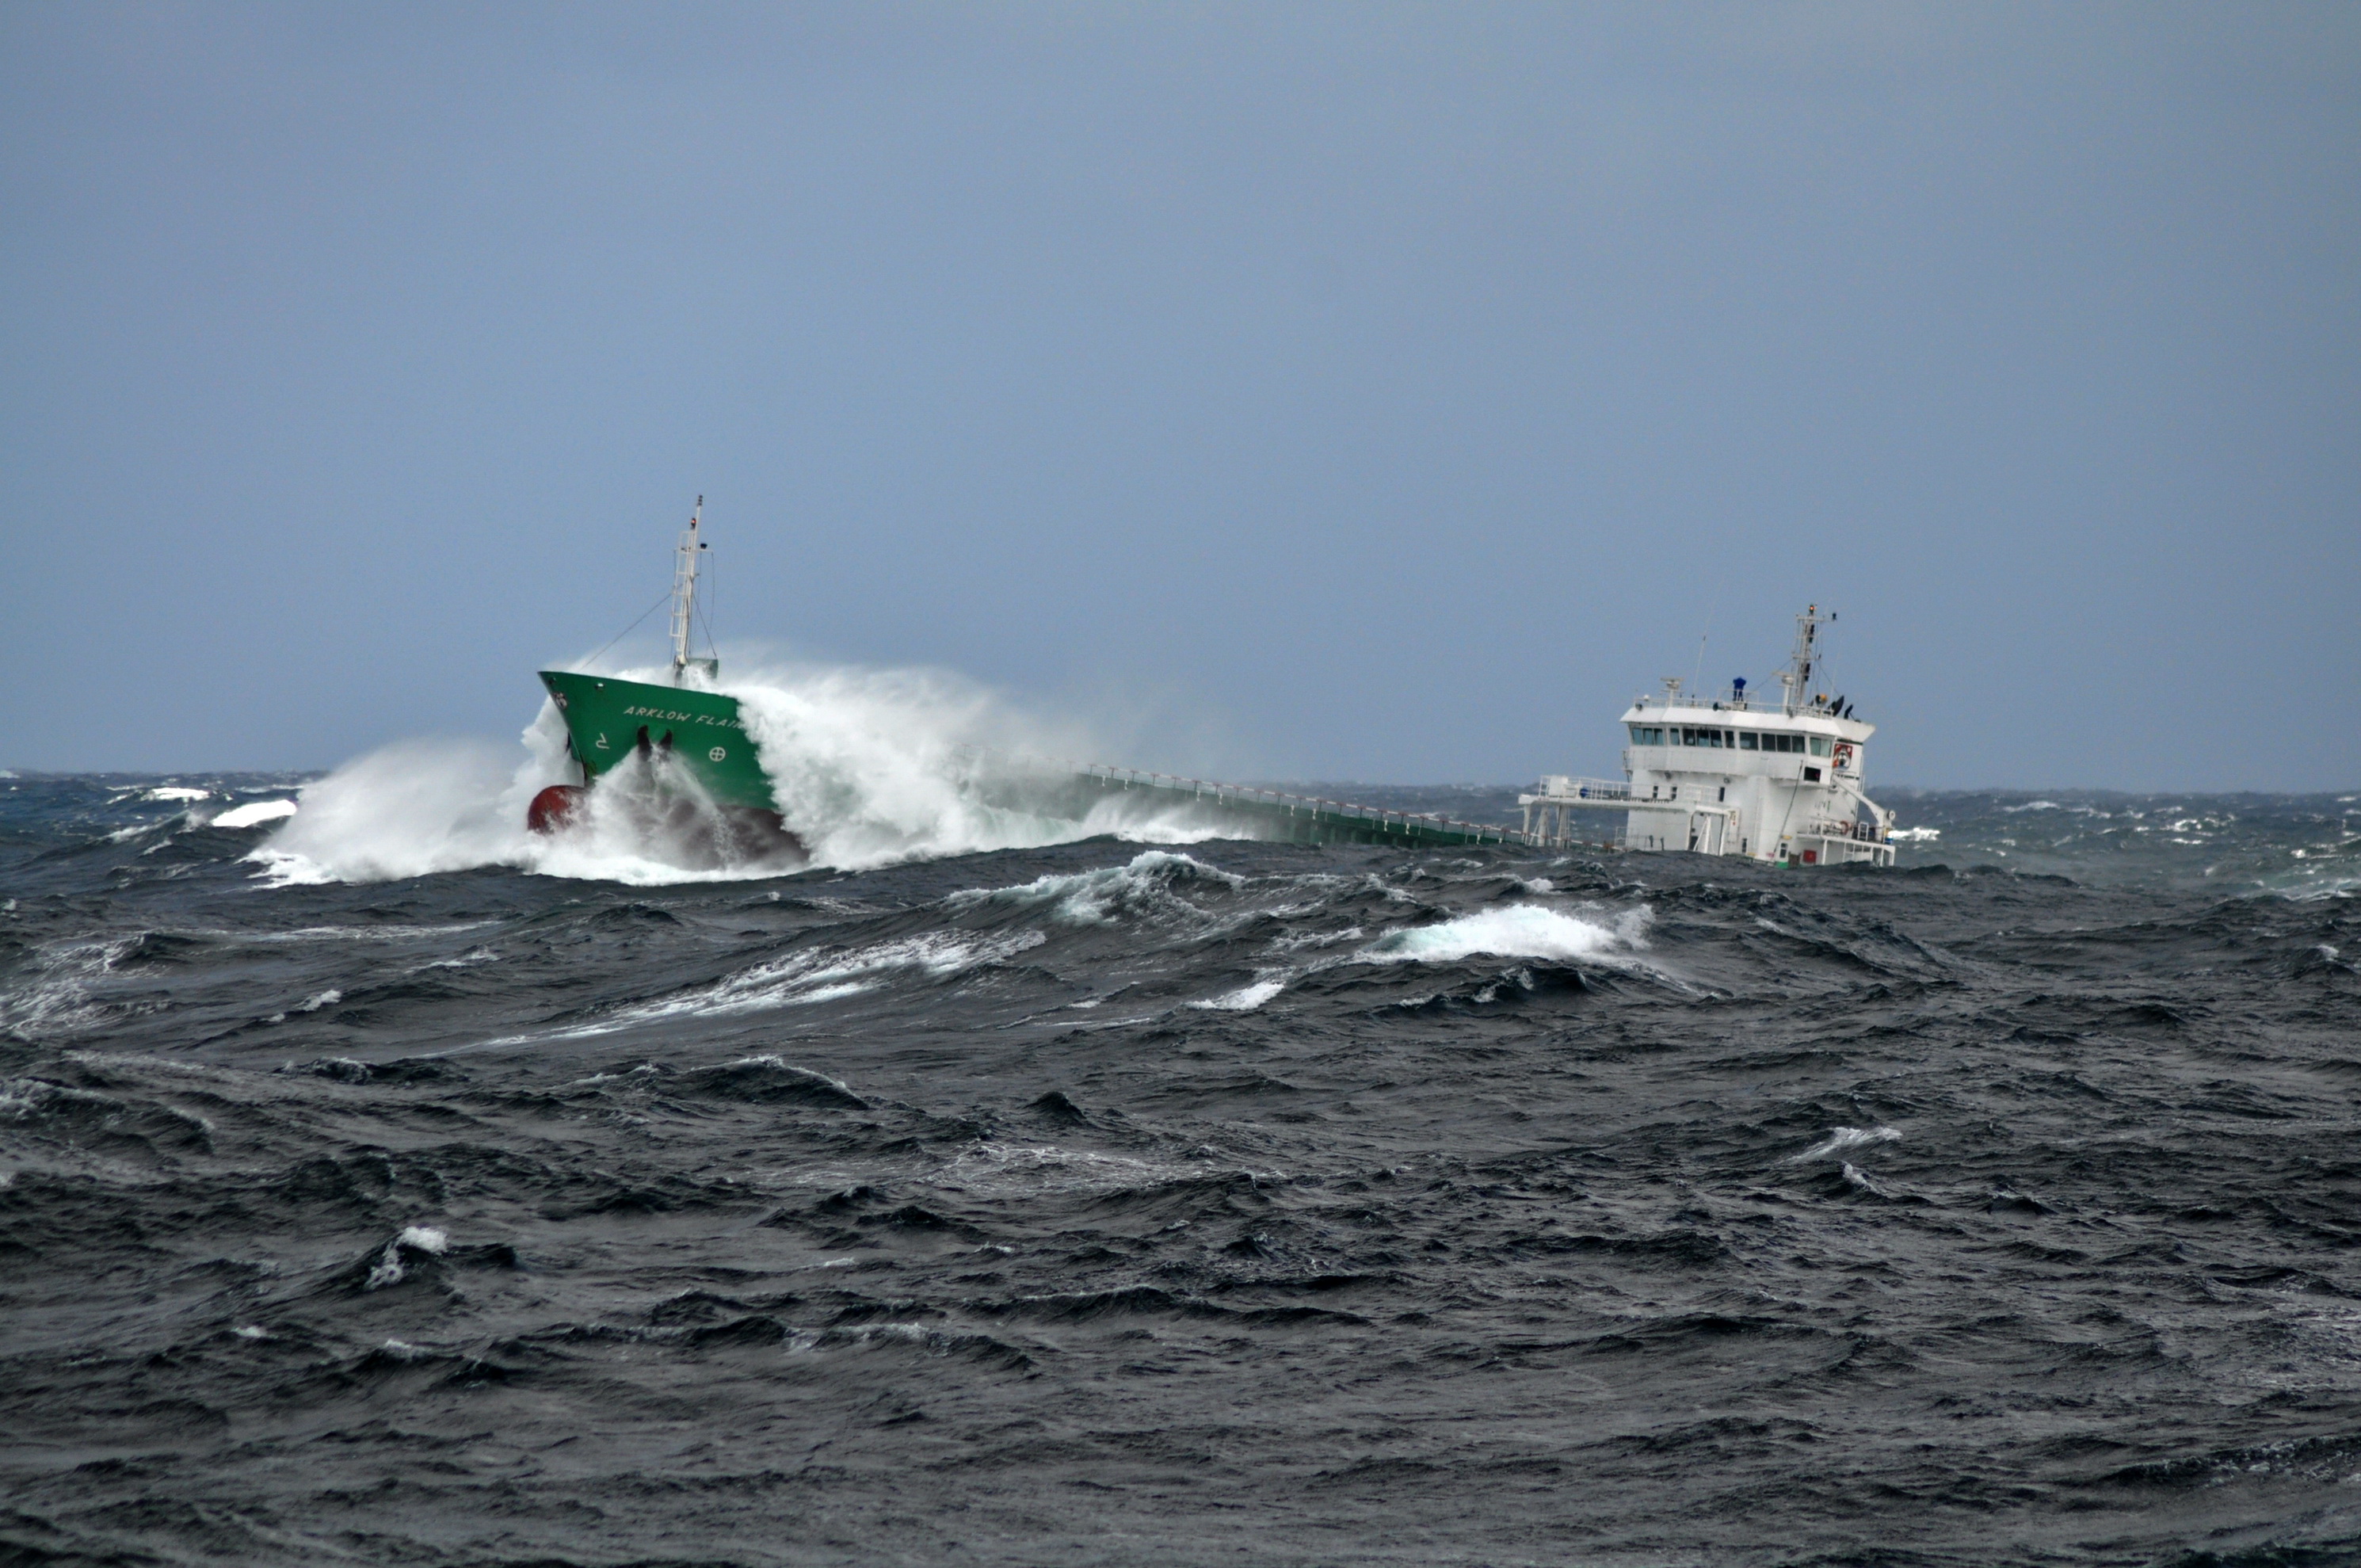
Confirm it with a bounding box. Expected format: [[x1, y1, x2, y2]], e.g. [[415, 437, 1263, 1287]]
[[4, 764, 2359, 1566]]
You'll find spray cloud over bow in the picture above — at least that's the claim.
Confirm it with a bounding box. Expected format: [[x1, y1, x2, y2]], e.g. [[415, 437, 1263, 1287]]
[[251, 659, 1226, 887]]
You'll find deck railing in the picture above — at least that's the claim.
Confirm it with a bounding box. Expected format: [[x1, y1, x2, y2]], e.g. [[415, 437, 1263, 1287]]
[[1521, 776, 1631, 803], [948, 746, 1529, 845], [1797, 818, 1887, 843], [1065, 760, 1524, 843]]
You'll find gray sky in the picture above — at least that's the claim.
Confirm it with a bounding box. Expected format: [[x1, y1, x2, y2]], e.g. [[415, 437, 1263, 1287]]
[[4, 2, 2355, 789]]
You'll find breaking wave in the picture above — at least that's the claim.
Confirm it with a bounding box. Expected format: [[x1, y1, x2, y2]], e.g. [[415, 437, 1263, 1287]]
[[1359, 903, 1651, 965], [248, 662, 1236, 886]]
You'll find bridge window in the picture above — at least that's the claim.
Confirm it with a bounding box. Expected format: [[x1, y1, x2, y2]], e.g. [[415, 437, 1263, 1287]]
[[1737, 732, 1758, 750], [1809, 736, 1832, 757], [1628, 725, 1665, 746], [1680, 727, 1734, 748]]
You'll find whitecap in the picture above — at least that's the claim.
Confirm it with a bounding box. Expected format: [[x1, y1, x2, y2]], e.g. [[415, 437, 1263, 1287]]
[[0, 937, 143, 1040], [216, 921, 498, 944], [932, 1141, 1201, 1198], [1792, 1125, 1901, 1162], [509, 929, 1045, 1045], [1265, 925, 1364, 955], [1840, 1162, 1890, 1196], [364, 1226, 450, 1289], [950, 849, 1242, 926], [213, 799, 297, 829], [1360, 903, 1650, 966], [721, 1055, 860, 1098], [1192, 978, 1285, 1011], [418, 947, 500, 971]]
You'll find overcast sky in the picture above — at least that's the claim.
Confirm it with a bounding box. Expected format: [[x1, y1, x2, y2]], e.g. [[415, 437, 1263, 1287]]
[[3, 2, 2355, 789]]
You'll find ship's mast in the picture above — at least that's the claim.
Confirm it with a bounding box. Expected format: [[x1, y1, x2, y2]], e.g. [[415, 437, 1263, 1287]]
[[1778, 604, 1830, 716], [669, 496, 706, 685]]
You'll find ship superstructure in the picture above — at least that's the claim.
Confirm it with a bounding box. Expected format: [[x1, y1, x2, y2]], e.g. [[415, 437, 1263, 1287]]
[[1518, 606, 1895, 867]]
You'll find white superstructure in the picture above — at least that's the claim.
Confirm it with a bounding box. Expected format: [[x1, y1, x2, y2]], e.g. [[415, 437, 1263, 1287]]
[[1520, 605, 1895, 868]]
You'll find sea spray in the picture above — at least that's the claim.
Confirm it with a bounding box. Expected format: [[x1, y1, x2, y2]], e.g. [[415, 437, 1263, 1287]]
[[248, 737, 544, 886], [249, 660, 1241, 885], [726, 663, 1086, 870]]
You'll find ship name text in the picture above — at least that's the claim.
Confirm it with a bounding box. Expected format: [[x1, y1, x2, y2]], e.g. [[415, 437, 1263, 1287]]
[[618, 704, 746, 731]]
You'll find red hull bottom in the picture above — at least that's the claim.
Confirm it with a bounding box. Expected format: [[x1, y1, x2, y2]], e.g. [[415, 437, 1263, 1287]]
[[524, 781, 807, 869], [526, 785, 584, 834]]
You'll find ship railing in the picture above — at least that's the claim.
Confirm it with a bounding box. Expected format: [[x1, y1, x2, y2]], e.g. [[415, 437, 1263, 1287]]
[[1629, 685, 1853, 717], [1796, 818, 1887, 844], [1524, 828, 1632, 852], [950, 746, 1531, 845], [1520, 776, 1631, 803], [1070, 761, 1527, 843]]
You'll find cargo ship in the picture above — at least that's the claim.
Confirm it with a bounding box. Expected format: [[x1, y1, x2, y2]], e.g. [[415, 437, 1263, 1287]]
[[525, 501, 801, 858]]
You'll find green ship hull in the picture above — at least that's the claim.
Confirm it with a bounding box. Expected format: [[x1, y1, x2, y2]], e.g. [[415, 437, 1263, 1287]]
[[537, 670, 778, 812]]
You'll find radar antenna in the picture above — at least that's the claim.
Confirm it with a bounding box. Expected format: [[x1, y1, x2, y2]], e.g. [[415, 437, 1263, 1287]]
[[1778, 604, 1833, 717]]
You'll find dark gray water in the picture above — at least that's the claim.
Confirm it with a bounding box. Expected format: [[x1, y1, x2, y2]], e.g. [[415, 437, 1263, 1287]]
[[5, 773, 2359, 1566]]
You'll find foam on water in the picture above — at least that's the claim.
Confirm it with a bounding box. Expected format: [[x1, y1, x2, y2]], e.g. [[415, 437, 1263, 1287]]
[[933, 1141, 1202, 1198], [0, 937, 143, 1040], [1794, 1125, 1903, 1162], [507, 929, 1049, 1045]]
